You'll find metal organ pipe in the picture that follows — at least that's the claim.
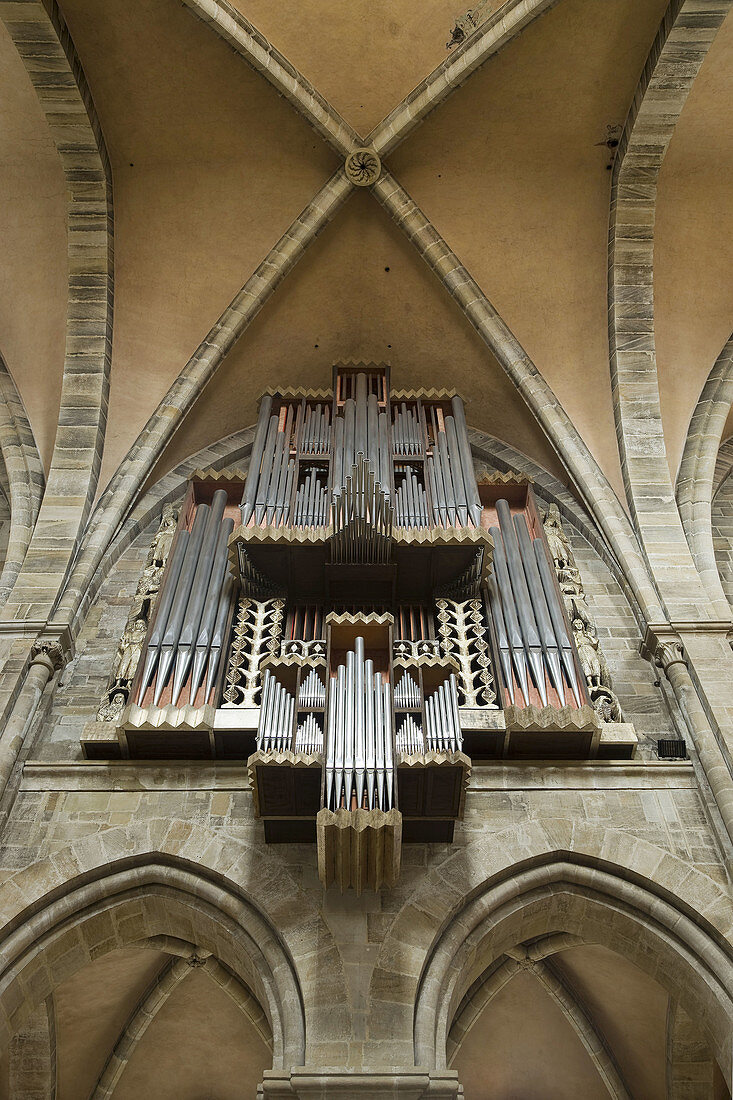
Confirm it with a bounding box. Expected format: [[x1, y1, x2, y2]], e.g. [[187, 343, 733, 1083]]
[[136, 528, 189, 704], [171, 490, 228, 706], [189, 515, 235, 705], [513, 512, 565, 703], [154, 503, 210, 705], [490, 529, 531, 706], [240, 394, 273, 526], [495, 499, 548, 706], [533, 538, 583, 707], [450, 395, 483, 526]]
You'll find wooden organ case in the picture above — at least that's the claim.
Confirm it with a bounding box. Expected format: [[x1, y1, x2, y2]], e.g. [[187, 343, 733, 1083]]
[[84, 364, 637, 892]]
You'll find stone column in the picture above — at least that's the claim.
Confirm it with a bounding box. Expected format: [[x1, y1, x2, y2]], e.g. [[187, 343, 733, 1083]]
[[653, 635, 733, 856], [0, 640, 64, 802]]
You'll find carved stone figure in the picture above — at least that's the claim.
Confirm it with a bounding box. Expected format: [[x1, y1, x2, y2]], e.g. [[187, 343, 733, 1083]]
[[98, 507, 178, 720], [111, 617, 148, 686], [572, 617, 602, 687], [97, 690, 126, 723], [542, 504, 623, 723], [543, 504, 573, 571], [148, 503, 178, 566]]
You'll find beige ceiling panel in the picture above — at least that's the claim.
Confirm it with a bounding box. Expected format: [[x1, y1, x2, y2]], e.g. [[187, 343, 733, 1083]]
[[113, 966, 269, 1100], [0, 20, 67, 471], [228, 0, 459, 135], [57, 0, 338, 490], [655, 10, 733, 479], [150, 190, 565, 487], [53, 946, 167, 1100], [389, 0, 671, 502], [555, 944, 668, 1100], [453, 968, 609, 1099]]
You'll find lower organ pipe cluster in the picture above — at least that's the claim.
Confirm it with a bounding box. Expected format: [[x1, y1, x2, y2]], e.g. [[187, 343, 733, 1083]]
[[396, 714, 423, 754], [257, 669, 295, 752], [295, 713, 323, 754], [137, 489, 234, 707], [324, 637, 395, 812], [424, 675, 462, 753]]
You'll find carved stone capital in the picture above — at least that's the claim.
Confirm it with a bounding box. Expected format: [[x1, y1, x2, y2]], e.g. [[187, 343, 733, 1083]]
[[654, 639, 687, 674], [30, 639, 65, 673]]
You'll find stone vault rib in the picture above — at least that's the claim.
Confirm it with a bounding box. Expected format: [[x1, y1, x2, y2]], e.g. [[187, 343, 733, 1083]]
[[677, 332, 733, 618], [0, 355, 44, 609], [54, 169, 353, 629], [0, 0, 114, 623], [608, 0, 732, 622], [372, 167, 663, 625]]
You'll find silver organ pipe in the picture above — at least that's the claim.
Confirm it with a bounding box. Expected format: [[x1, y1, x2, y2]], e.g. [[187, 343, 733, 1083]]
[[240, 394, 273, 526], [514, 512, 565, 702], [323, 638, 396, 811], [204, 574, 234, 703], [423, 677, 461, 753], [189, 515, 235, 704], [258, 674, 296, 753], [394, 671, 420, 709], [299, 668, 326, 708], [495, 498, 547, 706], [451, 395, 483, 526], [396, 714, 422, 754], [295, 713, 323, 754], [136, 527, 189, 704], [154, 503, 210, 705], [171, 490, 228, 706], [533, 538, 583, 707]]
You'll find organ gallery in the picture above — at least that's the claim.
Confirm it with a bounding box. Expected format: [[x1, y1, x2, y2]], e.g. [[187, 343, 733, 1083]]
[[88, 364, 632, 891]]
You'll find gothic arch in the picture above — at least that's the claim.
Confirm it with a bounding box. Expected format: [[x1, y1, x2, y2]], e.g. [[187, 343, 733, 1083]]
[[414, 856, 733, 1084], [0, 824, 349, 1067], [366, 821, 733, 1078]]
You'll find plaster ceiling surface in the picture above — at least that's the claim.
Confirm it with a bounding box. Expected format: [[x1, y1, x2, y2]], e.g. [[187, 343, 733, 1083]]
[[553, 944, 668, 1100], [655, 7, 733, 479], [53, 946, 167, 1100], [390, 0, 670, 504], [58, 0, 338, 489], [453, 967, 609, 1099], [149, 188, 566, 488], [228, 0, 461, 135], [0, 18, 67, 472], [113, 966, 270, 1100]]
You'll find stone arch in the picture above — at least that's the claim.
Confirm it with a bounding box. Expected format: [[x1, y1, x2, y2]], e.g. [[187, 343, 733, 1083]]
[[366, 822, 733, 1077], [0, 824, 349, 1068]]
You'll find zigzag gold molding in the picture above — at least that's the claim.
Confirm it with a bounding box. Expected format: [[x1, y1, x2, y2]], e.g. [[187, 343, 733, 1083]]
[[477, 470, 534, 485], [503, 703, 600, 734], [325, 610, 395, 628], [119, 702, 216, 732], [191, 467, 247, 482], [262, 386, 333, 400]]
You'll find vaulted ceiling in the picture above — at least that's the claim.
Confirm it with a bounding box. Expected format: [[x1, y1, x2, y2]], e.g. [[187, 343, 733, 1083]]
[[1, 0, 732, 504]]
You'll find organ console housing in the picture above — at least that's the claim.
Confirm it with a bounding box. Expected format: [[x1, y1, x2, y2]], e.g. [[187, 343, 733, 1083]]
[[84, 364, 636, 891]]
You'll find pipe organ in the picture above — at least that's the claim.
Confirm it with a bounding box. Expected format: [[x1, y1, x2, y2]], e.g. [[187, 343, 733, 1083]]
[[87, 364, 636, 891]]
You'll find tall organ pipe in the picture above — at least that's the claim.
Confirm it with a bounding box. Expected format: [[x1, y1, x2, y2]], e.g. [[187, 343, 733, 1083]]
[[204, 574, 234, 703], [189, 515, 235, 705], [374, 671, 385, 809], [241, 395, 273, 526], [533, 539, 583, 707], [445, 416, 469, 527], [354, 636, 366, 809], [451, 395, 483, 526], [255, 415, 279, 524], [171, 490, 228, 705], [326, 673, 336, 809], [514, 513, 566, 703], [496, 500, 547, 706], [365, 657, 376, 809], [136, 528, 189, 705], [334, 663, 346, 810], [490, 529, 531, 707], [486, 576, 516, 705], [154, 504, 210, 705]]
